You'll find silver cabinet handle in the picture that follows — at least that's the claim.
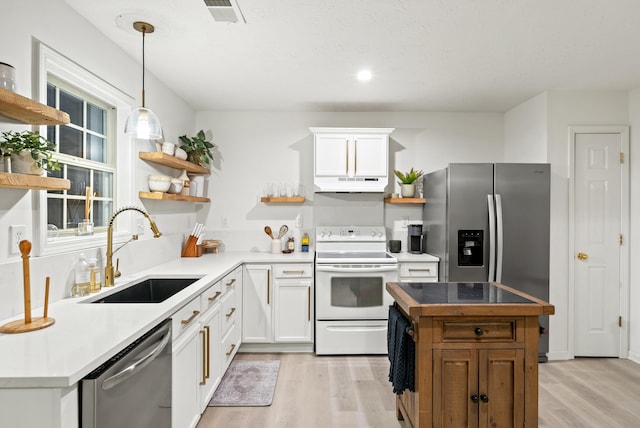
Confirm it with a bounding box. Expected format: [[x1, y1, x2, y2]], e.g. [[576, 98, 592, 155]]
[[408, 268, 431, 272], [282, 270, 305, 275], [181, 310, 200, 325]]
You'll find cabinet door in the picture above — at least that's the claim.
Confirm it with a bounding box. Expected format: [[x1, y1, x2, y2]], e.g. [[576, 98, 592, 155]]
[[199, 306, 221, 412], [433, 349, 479, 428], [242, 265, 272, 342], [172, 326, 201, 428], [274, 280, 312, 342], [353, 134, 387, 177], [478, 349, 525, 428], [315, 134, 349, 176]]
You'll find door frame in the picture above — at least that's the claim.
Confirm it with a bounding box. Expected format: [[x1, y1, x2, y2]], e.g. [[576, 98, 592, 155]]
[[568, 125, 629, 359]]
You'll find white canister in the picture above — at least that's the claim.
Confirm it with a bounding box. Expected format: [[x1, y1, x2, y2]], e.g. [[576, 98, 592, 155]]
[[0, 62, 16, 92], [188, 174, 205, 197], [188, 180, 198, 197], [161, 142, 175, 156], [270, 239, 282, 254]]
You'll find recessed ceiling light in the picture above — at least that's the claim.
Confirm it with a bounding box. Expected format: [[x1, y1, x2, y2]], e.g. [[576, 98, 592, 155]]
[[357, 70, 372, 81]]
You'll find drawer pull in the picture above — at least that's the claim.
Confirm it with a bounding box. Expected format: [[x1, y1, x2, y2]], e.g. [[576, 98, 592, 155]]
[[200, 330, 207, 385], [181, 310, 200, 325], [474, 327, 484, 336], [480, 394, 489, 403], [208, 291, 222, 302], [471, 394, 479, 403], [204, 325, 211, 380], [225, 278, 236, 287], [226, 343, 236, 356], [283, 269, 305, 275], [226, 307, 236, 318], [408, 268, 431, 272]]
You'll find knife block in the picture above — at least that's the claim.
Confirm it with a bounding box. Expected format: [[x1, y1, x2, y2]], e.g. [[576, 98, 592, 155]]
[[181, 237, 202, 258]]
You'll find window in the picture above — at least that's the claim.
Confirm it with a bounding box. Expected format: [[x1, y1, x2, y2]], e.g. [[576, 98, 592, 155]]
[[35, 43, 136, 255], [45, 78, 115, 235]]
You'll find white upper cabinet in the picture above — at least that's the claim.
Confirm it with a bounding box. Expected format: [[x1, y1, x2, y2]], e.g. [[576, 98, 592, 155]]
[[311, 127, 394, 192]]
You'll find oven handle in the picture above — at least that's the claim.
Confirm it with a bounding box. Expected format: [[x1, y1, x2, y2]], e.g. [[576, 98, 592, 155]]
[[315, 265, 398, 273]]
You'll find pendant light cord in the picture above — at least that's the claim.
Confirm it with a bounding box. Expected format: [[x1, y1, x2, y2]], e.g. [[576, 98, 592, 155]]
[[141, 24, 146, 108]]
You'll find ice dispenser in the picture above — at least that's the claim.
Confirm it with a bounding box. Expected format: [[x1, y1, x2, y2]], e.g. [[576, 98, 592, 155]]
[[458, 230, 483, 266]]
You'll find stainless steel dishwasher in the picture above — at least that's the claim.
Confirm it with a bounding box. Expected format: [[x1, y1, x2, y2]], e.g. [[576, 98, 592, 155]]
[[81, 319, 172, 428]]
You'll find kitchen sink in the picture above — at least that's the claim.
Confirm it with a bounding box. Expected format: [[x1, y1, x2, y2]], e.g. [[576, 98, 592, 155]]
[[90, 278, 200, 303]]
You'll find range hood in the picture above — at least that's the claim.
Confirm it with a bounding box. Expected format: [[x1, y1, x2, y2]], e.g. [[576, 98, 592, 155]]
[[311, 127, 394, 193]]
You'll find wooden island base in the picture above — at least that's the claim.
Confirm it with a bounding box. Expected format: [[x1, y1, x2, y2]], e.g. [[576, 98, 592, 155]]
[[386, 281, 554, 428]]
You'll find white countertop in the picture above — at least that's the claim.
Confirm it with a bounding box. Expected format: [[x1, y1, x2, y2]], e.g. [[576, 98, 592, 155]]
[[0, 251, 313, 389], [393, 252, 439, 262]]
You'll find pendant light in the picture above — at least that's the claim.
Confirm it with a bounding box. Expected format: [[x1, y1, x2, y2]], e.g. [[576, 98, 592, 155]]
[[124, 21, 162, 140]]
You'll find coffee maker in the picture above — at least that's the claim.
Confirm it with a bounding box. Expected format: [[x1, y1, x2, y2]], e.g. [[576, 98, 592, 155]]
[[408, 224, 423, 254]]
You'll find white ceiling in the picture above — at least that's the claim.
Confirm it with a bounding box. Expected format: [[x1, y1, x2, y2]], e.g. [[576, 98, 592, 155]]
[[64, 0, 640, 112]]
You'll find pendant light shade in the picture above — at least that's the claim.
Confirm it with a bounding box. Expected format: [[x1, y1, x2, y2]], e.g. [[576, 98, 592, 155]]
[[125, 21, 162, 140]]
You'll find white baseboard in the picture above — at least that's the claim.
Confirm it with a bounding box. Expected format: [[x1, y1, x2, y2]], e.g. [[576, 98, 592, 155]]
[[546, 351, 572, 361], [239, 343, 314, 353], [627, 350, 640, 364]]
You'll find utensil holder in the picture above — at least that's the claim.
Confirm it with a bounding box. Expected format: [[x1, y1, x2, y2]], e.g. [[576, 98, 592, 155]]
[[271, 239, 282, 254], [181, 236, 202, 257]]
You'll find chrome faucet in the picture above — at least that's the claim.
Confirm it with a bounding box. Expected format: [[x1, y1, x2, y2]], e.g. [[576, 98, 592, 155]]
[[105, 206, 162, 287]]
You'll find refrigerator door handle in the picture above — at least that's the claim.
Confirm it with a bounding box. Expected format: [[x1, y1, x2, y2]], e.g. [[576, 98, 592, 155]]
[[495, 194, 504, 283], [487, 194, 496, 282]]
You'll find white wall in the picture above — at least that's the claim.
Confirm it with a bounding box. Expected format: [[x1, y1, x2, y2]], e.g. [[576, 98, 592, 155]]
[[195, 111, 505, 251], [504, 92, 548, 162], [0, 0, 196, 321], [627, 88, 640, 363]]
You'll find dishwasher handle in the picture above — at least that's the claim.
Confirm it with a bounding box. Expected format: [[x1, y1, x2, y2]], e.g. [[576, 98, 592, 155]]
[[101, 326, 171, 391]]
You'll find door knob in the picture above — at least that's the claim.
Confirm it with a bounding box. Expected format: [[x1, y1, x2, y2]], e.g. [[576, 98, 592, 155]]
[[577, 252, 589, 261]]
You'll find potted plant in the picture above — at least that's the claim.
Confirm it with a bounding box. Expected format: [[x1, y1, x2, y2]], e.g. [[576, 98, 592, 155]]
[[394, 167, 424, 197], [178, 129, 214, 167], [0, 130, 60, 175]]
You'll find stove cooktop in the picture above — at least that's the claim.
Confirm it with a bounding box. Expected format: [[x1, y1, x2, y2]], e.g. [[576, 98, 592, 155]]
[[315, 251, 397, 264]]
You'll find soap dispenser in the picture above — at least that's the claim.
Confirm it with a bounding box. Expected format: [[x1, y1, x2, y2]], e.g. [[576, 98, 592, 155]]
[[72, 253, 91, 297]]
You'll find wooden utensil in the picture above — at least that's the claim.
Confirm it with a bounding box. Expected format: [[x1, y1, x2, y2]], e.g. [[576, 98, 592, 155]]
[[277, 224, 288, 239], [44, 276, 50, 319], [264, 226, 274, 239], [19, 240, 32, 324]]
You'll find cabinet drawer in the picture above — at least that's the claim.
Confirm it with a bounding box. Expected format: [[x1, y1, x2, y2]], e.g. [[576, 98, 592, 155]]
[[200, 280, 223, 310], [221, 287, 238, 335], [221, 324, 240, 369], [220, 270, 239, 295], [274, 264, 313, 278], [435, 319, 521, 343], [399, 263, 437, 279], [172, 297, 202, 339]]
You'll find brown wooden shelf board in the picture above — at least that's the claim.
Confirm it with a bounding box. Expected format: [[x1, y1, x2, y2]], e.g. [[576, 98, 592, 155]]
[[260, 197, 305, 203], [139, 191, 210, 203], [384, 197, 426, 204], [0, 172, 70, 190], [0, 87, 70, 125], [138, 152, 210, 174]]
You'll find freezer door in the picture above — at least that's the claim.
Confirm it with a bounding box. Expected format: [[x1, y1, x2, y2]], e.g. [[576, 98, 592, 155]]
[[447, 164, 494, 282]]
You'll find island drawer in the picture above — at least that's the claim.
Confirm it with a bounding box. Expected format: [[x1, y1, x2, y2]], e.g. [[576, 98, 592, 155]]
[[434, 318, 523, 343]]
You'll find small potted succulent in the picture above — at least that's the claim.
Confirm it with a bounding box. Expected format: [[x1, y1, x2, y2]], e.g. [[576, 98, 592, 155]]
[[394, 167, 424, 198], [178, 129, 215, 167], [0, 130, 60, 175]]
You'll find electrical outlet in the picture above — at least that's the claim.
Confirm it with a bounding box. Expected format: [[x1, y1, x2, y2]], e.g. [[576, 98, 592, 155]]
[[136, 218, 145, 236], [221, 216, 228, 228], [9, 225, 27, 255]]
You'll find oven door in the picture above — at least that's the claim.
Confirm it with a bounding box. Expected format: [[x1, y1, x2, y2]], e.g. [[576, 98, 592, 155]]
[[315, 264, 397, 320]]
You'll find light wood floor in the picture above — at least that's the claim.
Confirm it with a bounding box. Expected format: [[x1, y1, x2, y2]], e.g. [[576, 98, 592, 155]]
[[198, 354, 640, 428]]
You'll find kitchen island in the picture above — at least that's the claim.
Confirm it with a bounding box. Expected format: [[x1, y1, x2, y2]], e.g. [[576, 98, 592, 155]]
[[386, 281, 554, 428]]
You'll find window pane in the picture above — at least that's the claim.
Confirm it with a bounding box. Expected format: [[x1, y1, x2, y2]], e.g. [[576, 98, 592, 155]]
[[47, 83, 56, 108], [67, 199, 84, 229], [87, 103, 105, 134], [94, 170, 113, 198], [93, 200, 112, 228], [46, 125, 57, 147], [47, 198, 63, 229], [67, 166, 90, 196], [87, 134, 106, 163], [59, 127, 83, 157], [60, 90, 83, 126], [47, 167, 64, 195]]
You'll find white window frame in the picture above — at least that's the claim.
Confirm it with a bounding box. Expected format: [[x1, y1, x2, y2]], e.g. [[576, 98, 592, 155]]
[[34, 43, 136, 256]]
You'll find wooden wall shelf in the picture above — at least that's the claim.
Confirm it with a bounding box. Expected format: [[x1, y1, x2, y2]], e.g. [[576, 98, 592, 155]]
[[138, 152, 210, 175], [0, 87, 70, 125], [139, 191, 210, 203], [0, 172, 70, 191], [384, 197, 426, 204], [260, 197, 305, 203]]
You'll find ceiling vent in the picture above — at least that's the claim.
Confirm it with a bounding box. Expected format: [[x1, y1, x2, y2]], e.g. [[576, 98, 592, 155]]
[[204, 0, 246, 23]]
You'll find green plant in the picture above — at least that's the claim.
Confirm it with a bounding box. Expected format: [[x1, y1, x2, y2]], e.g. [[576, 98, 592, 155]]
[[178, 129, 214, 166], [0, 130, 60, 171], [394, 168, 424, 184]]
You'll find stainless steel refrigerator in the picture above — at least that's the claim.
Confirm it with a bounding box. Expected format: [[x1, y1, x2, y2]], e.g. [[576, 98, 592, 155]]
[[423, 163, 550, 360]]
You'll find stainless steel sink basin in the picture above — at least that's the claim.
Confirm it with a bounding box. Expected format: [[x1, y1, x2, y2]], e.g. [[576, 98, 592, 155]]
[[90, 278, 200, 303]]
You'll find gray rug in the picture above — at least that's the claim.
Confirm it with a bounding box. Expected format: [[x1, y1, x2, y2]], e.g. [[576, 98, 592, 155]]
[[209, 360, 280, 407]]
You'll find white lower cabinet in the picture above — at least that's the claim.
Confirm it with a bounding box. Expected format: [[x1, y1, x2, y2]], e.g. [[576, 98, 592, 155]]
[[198, 297, 221, 412], [243, 263, 313, 345], [172, 320, 201, 428]]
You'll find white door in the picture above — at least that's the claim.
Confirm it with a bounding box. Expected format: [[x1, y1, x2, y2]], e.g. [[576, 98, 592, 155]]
[[353, 134, 388, 177], [572, 127, 628, 357], [274, 280, 312, 342], [314, 134, 349, 176]]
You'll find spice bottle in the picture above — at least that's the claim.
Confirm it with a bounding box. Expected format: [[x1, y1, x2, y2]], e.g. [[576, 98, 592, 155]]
[[287, 237, 295, 252], [301, 232, 310, 252]]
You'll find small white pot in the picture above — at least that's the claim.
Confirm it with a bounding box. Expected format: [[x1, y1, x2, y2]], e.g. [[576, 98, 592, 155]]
[[10, 151, 44, 175], [401, 183, 415, 198]]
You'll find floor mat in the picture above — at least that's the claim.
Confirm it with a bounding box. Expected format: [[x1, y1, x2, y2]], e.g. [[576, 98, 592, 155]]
[[209, 359, 280, 407]]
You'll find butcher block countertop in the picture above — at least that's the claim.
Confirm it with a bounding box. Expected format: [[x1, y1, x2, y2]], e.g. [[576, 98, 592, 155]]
[[387, 281, 555, 317]]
